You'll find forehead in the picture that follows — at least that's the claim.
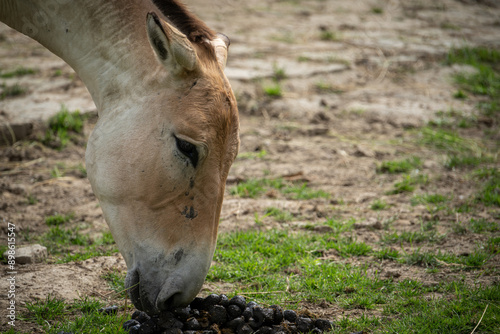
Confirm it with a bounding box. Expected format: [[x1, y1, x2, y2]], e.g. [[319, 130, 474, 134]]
[[172, 73, 238, 145]]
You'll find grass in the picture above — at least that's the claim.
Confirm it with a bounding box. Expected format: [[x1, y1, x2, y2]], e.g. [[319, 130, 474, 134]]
[[387, 173, 428, 195], [206, 228, 500, 332], [445, 46, 500, 118], [0, 66, 36, 78], [370, 199, 388, 210], [475, 168, 500, 207], [230, 178, 330, 200], [45, 213, 74, 226], [42, 105, 86, 149], [377, 156, 422, 174], [319, 29, 340, 42], [23, 295, 128, 333], [263, 82, 283, 97], [38, 227, 118, 263], [0, 83, 26, 99], [411, 193, 448, 206]]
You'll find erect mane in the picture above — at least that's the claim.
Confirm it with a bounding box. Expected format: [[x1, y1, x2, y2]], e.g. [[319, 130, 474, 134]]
[[151, 0, 216, 43]]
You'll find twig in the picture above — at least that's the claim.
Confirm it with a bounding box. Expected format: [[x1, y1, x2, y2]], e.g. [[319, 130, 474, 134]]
[[470, 304, 489, 334]]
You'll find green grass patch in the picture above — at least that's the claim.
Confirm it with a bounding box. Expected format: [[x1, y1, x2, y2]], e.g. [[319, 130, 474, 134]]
[[445, 46, 500, 118], [38, 227, 118, 263], [23, 295, 128, 333], [383, 229, 443, 245], [370, 199, 388, 210], [387, 173, 428, 195], [207, 229, 500, 332], [470, 218, 499, 233], [377, 157, 422, 174], [45, 213, 74, 226], [0, 83, 26, 99], [475, 168, 500, 207], [42, 105, 86, 150], [237, 149, 267, 160], [411, 193, 448, 206], [102, 271, 128, 299], [264, 207, 294, 222], [0, 66, 36, 78], [263, 83, 283, 97], [445, 154, 493, 170], [230, 178, 330, 200]]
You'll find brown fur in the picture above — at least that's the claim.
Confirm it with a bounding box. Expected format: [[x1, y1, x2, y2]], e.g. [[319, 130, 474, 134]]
[[152, 0, 216, 43]]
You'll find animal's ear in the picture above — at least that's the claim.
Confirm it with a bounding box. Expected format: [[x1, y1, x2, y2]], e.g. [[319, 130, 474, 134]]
[[146, 12, 198, 73], [210, 33, 230, 70]]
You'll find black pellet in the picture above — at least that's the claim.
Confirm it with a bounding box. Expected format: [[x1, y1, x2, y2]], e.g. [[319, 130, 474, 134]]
[[253, 307, 274, 326], [165, 329, 182, 334], [314, 319, 333, 331], [236, 323, 254, 334], [283, 310, 297, 322], [254, 326, 273, 334], [270, 305, 283, 324], [140, 318, 160, 333], [246, 301, 258, 309], [229, 295, 247, 310], [242, 307, 253, 321], [190, 297, 204, 310], [123, 319, 140, 330], [185, 317, 201, 330], [227, 304, 243, 319], [98, 305, 118, 315], [128, 325, 141, 334], [296, 317, 313, 333], [173, 306, 191, 321], [226, 316, 245, 330], [219, 294, 230, 307], [209, 304, 228, 325], [202, 294, 221, 310], [131, 310, 150, 324]]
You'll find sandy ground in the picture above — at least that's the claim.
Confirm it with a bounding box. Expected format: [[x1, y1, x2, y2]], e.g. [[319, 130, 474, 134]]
[[1, 0, 499, 332]]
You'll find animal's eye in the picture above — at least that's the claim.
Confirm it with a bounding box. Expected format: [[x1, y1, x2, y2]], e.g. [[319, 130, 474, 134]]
[[175, 136, 199, 168]]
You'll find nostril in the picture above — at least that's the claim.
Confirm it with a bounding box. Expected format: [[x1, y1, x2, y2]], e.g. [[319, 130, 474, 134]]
[[158, 291, 183, 311]]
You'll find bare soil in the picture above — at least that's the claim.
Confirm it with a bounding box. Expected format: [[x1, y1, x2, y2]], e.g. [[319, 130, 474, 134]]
[[1, 0, 499, 332]]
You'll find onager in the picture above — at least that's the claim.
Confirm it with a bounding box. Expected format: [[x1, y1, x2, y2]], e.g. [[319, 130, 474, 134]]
[[0, 0, 239, 314]]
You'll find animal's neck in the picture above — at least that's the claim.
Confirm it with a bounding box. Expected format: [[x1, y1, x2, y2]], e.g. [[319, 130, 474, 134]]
[[1, 0, 162, 113]]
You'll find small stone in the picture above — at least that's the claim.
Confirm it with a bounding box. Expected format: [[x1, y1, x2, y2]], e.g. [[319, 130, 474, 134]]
[[209, 305, 227, 325], [98, 305, 118, 315], [123, 319, 140, 330], [227, 304, 242, 319], [131, 310, 150, 324], [229, 295, 247, 310], [236, 324, 253, 334], [3, 244, 47, 264], [296, 317, 313, 333], [314, 319, 333, 331], [283, 310, 297, 322]]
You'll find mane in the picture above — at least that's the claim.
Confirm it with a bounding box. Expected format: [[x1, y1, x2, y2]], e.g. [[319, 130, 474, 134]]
[[151, 0, 216, 43]]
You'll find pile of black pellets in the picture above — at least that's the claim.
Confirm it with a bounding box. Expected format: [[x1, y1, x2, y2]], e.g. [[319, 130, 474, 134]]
[[122, 294, 335, 334]]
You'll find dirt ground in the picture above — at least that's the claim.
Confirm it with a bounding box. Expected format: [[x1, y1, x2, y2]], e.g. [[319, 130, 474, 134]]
[[1, 0, 499, 332]]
